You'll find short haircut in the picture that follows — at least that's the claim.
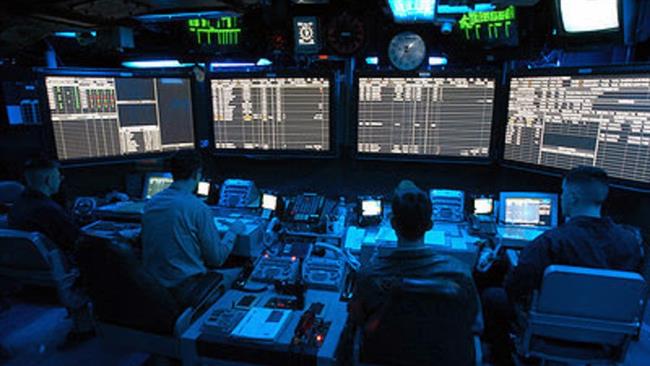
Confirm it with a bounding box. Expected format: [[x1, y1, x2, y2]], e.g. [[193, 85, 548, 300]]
[[169, 150, 202, 181], [564, 166, 609, 205], [24, 158, 59, 188], [391, 180, 433, 242]]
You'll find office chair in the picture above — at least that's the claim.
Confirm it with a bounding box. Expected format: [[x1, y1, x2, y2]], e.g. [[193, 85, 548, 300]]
[[76, 236, 225, 359], [355, 277, 482, 366], [0, 181, 24, 227], [515, 265, 648, 365], [0, 229, 77, 295]]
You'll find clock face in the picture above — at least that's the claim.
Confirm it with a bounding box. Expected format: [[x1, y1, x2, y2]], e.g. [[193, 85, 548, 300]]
[[388, 32, 426, 71]]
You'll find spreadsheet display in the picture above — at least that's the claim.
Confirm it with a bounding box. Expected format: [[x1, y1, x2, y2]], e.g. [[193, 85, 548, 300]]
[[46, 76, 194, 160], [505, 74, 650, 183], [212, 77, 330, 152], [357, 77, 495, 157]]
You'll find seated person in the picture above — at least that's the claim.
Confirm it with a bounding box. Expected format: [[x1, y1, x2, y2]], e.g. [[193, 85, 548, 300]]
[[9, 159, 79, 253], [142, 151, 244, 308], [483, 166, 644, 364], [348, 180, 479, 366]]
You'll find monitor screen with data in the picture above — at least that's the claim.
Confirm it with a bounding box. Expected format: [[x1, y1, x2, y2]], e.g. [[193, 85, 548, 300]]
[[505, 73, 650, 183], [211, 76, 330, 152], [45, 75, 195, 161], [357, 76, 495, 158]]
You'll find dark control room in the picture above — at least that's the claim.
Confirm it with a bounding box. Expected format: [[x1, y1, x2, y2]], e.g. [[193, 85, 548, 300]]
[[0, 1, 649, 365]]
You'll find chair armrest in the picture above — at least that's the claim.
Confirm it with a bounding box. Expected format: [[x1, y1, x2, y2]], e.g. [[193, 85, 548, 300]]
[[173, 308, 194, 336], [529, 311, 641, 335]]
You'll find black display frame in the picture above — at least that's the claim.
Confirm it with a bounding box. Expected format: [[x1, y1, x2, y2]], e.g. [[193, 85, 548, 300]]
[[36, 67, 199, 166], [207, 70, 338, 159], [352, 68, 503, 165], [501, 64, 650, 192]]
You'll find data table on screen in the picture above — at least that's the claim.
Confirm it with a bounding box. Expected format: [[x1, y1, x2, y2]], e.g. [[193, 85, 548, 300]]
[[357, 77, 495, 158], [211, 77, 330, 152], [505, 74, 650, 183], [46, 76, 194, 160]]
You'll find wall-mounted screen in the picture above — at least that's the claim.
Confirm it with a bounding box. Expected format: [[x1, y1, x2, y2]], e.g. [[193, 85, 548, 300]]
[[505, 72, 650, 184], [45, 75, 194, 161], [211, 76, 331, 153], [357, 76, 495, 159]]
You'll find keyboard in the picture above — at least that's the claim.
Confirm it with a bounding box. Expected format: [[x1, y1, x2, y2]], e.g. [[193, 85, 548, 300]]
[[497, 226, 546, 248]]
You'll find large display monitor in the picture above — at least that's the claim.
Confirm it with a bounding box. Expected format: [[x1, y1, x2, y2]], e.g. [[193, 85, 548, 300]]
[[210, 73, 332, 155], [356, 74, 496, 160], [44, 73, 195, 161], [504, 69, 650, 185]]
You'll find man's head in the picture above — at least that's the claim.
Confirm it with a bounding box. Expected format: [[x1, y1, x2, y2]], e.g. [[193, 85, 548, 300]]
[[169, 150, 203, 188], [24, 159, 62, 197], [561, 166, 609, 218], [390, 180, 433, 245]]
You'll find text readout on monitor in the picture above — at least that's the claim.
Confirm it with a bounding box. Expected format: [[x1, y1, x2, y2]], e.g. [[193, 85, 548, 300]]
[[211, 77, 330, 152], [504, 197, 553, 227], [46, 76, 194, 160], [505, 74, 650, 183], [357, 77, 495, 157]]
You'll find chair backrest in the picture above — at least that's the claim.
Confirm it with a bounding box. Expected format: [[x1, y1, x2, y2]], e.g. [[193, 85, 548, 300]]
[[361, 277, 477, 366], [538, 265, 647, 322], [0, 228, 71, 288], [532, 265, 647, 345], [0, 181, 24, 205], [76, 236, 181, 335], [0, 229, 56, 271]]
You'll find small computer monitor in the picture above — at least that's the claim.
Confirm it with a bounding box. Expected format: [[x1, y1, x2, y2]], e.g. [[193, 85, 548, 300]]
[[197, 181, 211, 197], [473, 198, 494, 216], [143, 172, 173, 199], [499, 192, 558, 228], [557, 0, 620, 34], [361, 199, 383, 217], [262, 193, 278, 211]]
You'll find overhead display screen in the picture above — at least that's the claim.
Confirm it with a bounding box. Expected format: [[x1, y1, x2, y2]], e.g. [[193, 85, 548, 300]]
[[505, 73, 650, 183], [46, 76, 194, 160], [357, 76, 495, 158], [211, 77, 330, 152]]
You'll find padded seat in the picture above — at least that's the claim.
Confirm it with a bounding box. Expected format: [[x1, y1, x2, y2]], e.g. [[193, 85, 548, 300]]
[[76, 236, 224, 359], [515, 265, 648, 365], [358, 277, 480, 366], [0, 229, 75, 289]]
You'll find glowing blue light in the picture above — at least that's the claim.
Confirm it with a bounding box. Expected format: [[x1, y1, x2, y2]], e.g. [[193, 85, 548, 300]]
[[388, 0, 437, 23], [428, 56, 448, 66], [54, 31, 97, 38], [256, 58, 273, 66], [122, 60, 194, 68], [365, 56, 379, 65], [210, 62, 256, 69], [135, 11, 237, 22], [437, 3, 495, 14]]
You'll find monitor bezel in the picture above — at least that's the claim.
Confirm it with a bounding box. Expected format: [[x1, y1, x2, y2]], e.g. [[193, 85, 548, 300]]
[[502, 64, 650, 192], [498, 191, 559, 227], [37, 67, 198, 167], [207, 70, 338, 159], [353, 69, 502, 164]]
